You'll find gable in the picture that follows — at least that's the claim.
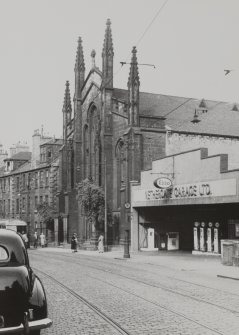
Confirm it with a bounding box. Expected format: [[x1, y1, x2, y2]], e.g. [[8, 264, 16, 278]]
[[82, 69, 102, 104]]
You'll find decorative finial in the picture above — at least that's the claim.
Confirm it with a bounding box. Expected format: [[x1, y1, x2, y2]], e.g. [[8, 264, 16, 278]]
[[231, 103, 239, 111], [199, 98, 207, 109], [128, 46, 140, 87], [91, 49, 96, 68]]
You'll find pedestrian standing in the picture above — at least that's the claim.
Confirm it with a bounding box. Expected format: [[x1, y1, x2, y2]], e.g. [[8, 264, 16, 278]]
[[40, 232, 45, 248], [98, 233, 104, 253], [22, 231, 28, 248], [71, 233, 78, 253], [33, 231, 38, 248]]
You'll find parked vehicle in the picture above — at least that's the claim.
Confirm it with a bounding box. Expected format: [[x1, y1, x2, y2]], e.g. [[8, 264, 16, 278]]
[[0, 219, 27, 233], [0, 229, 52, 334]]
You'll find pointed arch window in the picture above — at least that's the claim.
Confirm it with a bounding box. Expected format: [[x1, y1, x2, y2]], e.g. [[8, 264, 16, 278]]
[[87, 106, 101, 184], [83, 125, 89, 179]]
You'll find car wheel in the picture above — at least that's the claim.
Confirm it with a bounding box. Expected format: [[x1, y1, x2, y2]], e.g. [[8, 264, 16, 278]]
[[30, 331, 40, 335]]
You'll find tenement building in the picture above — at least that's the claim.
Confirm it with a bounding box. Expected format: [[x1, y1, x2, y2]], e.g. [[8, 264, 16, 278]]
[[57, 19, 239, 251], [0, 130, 62, 244], [0, 144, 7, 168]]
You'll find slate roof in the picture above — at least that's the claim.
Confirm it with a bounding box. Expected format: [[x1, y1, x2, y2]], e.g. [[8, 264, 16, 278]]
[[11, 161, 32, 174], [113, 88, 239, 137], [5, 152, 32, 161], [40, 138, 63, 146]]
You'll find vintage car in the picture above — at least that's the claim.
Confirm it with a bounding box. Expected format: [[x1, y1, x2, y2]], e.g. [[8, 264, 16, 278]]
[[0, 229, 52, 334]]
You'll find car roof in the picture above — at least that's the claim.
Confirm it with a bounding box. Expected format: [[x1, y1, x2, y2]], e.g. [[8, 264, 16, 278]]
[[0, 228, 23, 242], [0, 228, 27, 266]]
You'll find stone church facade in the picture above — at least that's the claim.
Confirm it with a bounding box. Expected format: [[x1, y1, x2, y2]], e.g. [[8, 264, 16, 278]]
[[57, 19, 239, 249]]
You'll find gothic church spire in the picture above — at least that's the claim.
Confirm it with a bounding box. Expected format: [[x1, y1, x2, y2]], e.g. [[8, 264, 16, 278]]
[[102, 19, 114, 89]]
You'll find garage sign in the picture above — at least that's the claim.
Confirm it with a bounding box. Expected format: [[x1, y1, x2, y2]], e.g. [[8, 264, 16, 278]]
[[154, 177, 172, 189]]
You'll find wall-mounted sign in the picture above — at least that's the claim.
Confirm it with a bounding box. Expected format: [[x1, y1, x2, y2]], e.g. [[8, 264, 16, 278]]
[[135, 178, 237, 202], [145, 183, 212, 200], [154, 177, 172, 189], [125, 202, 131, 209]]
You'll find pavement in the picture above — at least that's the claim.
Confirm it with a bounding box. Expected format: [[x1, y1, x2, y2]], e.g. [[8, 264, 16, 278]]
[[32, 245, 239, 281]]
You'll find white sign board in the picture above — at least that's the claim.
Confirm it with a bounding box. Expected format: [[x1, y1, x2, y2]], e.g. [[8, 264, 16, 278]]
[[133, 179, 237, 202]]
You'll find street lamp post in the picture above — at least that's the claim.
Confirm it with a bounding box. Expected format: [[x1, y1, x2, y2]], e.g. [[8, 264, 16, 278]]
[[123, 229, 130, 258], [104, 157, 108, 251]]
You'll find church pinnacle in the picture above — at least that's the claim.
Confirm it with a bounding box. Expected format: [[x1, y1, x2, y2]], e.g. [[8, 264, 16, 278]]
[[102, 19, 114, 88], [128, 47, 140, 126], [63, 81, 72, 114], [75, 37, 85, 73], [75, 37, 85, 98], [127, 46, 140, 88], [102, 19, 114, 57], [63, 81, 72, 142]]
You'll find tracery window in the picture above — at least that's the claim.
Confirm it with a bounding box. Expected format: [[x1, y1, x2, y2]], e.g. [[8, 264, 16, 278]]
[[83, 125, 89, 179], [84, 106, 101, 184]]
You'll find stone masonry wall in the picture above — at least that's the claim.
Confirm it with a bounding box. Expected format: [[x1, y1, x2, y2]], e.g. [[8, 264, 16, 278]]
[[142, 131, 166, 171]]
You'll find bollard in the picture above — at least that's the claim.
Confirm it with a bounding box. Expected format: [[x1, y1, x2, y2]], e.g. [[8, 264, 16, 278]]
[[123, 229, 130, 258]]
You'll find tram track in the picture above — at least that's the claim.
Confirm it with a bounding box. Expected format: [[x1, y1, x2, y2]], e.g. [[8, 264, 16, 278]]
[[34, 266, 228, 335], [34, 268, 131, 335], [32, 251, 239, 316]]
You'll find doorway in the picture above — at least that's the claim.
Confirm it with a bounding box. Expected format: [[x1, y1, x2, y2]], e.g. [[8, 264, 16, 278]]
[[58, 216, 64, 244]]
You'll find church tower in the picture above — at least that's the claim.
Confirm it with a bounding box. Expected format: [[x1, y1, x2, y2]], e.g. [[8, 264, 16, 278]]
[[101, 19, 114, 226], [127, 46, 140, 126]]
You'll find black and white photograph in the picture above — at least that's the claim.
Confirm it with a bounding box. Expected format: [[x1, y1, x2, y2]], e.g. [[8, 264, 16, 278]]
[[0, 1, 239, 334]]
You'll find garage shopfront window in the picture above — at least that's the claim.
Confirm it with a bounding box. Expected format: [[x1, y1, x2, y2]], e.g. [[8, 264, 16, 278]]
[[236, 224, 239, 238]]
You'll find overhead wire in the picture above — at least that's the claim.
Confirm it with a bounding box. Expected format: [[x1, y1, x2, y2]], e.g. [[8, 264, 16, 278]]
[[70, 1, 217, 129], [163, 98, 192, 118], [73, 0, 170, 109], [135, 0, 169, 47]]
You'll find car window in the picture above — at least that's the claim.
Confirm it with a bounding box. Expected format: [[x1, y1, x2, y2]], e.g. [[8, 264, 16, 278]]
[[0, 232, 28, 266], [0, 246, 8, 261]]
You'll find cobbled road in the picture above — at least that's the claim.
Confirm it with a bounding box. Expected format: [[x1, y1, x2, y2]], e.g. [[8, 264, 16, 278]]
[[29, 249, 239, 335]]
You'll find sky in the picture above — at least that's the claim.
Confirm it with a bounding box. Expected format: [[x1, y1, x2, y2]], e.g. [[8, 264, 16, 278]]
[[1, 0, 239, 151]]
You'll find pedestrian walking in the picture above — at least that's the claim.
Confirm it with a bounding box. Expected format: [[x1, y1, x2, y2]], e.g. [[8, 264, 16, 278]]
[[33, 231, 38, 248], [40, 232, 45, 248], [98, 233, 104, 253], [22, 231, 29, 248], [71, 233, 78, 253]]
